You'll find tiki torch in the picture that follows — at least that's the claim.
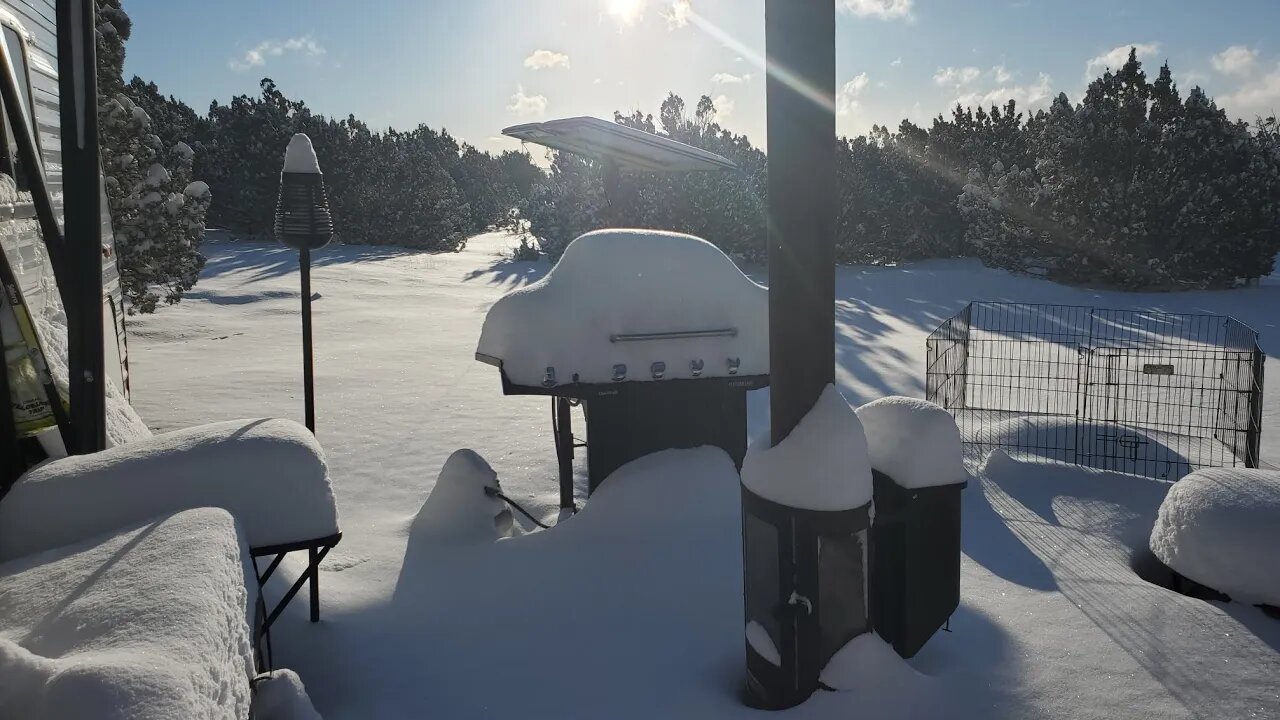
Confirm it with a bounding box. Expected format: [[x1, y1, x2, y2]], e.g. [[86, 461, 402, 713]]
[[274, 133, 333, 433]]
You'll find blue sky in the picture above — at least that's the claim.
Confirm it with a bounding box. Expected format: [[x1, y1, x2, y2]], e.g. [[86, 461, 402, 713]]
[[122, 0, 1280, 155]]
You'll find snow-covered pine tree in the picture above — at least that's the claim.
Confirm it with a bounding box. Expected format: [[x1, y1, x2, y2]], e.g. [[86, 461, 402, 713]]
[[96, 0, 209, 313]]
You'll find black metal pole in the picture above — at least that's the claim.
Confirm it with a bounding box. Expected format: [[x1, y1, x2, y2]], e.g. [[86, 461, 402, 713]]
[[766, 0, 837, 443], [300, 247, 315, 433], [556, 396, 574, 510], [56, 0, 106, 454]]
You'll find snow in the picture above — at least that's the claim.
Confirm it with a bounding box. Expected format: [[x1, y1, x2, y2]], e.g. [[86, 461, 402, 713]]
[[745, 621, 780, 666], [741, 384, 873, 510], [1149, 467, 1280, 606], [820, 632, 923, 693], [185, 180, 211, 197], [253, 670, 323, 720], [476, 229, 767, 386], [116, 231, 1280, 718], [144, 162, 170, 187], [855, 396, 967, 489], [0, 418, 338, 561], [411, 449, 514, 543], [0, 507, 255, 720], [283, 133, 322, 174]]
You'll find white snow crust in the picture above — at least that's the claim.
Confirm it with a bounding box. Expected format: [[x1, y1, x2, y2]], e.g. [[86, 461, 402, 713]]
[[0, 508, 255, 720], [0, 418, 338, 561], [1149, 467, 1280, 606], [283, 133, 322, 174], [411, 449, 514, 543], [820, 632, 923, 692], [745, 621, 780, 666], [741, 384, 873, 511], [118, 231, 1280, 719], [855, 396, 967, 489], [476, 229, 767, 386], [253, 670, 323, 720]]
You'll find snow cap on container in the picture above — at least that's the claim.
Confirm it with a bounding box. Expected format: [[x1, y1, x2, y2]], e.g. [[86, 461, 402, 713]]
[[412, 450, 514, 543], [741, 384, 873, 511], [855, 396, 967, 489], [283, 133, 322, 175]]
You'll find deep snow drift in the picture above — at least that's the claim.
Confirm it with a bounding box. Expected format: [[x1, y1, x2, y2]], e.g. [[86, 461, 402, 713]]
[[122, 231, 1280, 718]]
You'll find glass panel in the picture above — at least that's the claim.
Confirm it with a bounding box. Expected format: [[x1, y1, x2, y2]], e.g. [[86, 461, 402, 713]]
[[744, 512, 781, 662], [817, 529, 868, 663]]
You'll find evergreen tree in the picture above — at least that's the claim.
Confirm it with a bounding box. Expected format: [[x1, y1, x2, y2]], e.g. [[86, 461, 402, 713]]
[[96, 0, 209, 312]]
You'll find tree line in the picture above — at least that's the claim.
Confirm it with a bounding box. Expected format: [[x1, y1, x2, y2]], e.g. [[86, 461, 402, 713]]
[[101, 2, 1280, 317], [528, 50, 1280, 288]]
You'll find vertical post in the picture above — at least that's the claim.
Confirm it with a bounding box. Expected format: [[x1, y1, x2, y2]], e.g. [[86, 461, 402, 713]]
[[1246, 348, 1264, 468], [299, 247, 315, 434], [56, 0, 106, 453], [308, 545, 320, 622], [766, 0, 837, 442], [556, 396, 575, 510], [742, 0, 838, 710]]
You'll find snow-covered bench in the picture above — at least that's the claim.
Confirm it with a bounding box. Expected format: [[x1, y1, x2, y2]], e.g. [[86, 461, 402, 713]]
[[0, 507, 257, 719], [0, 418, 342, 629]]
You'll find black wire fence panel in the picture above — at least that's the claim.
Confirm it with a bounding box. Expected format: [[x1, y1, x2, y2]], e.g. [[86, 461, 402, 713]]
[[926, 302, 1265, 481]]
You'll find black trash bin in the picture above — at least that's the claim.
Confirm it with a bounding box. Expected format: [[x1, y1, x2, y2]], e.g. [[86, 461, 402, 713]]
[[869, 468, 966, 658]]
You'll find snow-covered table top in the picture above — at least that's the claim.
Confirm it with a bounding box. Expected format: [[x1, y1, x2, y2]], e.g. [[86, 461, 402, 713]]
[[0, 508, 255, 720]]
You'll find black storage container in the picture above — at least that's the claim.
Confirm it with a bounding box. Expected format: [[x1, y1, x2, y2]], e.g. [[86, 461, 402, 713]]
[[868, 469, 965, 658]]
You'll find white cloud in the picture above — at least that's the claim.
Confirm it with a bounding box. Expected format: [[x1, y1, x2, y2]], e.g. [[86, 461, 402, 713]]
[[1211, 45, 1259, 77], [934, 66, 981, 87], [508, 85, 548, 117], [1084, 42, 1159, 80], [662, 0, 693, 29], [954, 72, 1053, 111], [837, 72, 870, 115], [1220, 63, 1280, 121], [711, 72, 750, 85], [993, 65, 1012, 84], [889, 57, 903, 68], [524, 50, 570, 70], [712, 94, 735, 122], [838, 0, 914, 21], [228, 35, 325, 72]]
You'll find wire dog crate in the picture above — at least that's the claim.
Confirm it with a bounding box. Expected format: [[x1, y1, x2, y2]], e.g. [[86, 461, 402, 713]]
[[926, 303, 1264, 481]]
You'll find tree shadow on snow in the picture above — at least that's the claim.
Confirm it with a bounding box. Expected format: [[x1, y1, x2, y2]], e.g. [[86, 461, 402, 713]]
[[461, 258, 549, 289]]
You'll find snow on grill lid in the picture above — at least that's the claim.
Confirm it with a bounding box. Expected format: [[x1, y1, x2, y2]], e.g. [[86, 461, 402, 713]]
[[283, 133, 322, 174], [476, 229, 767, 386]]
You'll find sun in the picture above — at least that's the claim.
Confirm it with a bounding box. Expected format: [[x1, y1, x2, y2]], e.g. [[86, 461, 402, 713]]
[[605, 0, 645, 26]]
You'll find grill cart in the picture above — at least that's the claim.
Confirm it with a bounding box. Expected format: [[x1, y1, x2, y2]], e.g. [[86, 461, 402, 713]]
[[476, 229, 768, 510]]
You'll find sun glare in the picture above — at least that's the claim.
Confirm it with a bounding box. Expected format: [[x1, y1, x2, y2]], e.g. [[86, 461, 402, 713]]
[[605, 0, 645, 26]]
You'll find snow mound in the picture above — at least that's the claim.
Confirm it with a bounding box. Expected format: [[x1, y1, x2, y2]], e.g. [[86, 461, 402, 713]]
[[0, 418, 339, 561], [253, 670, 323, 720], [978, 415, 1196, 480], [855, 396, 967, 489], [741, 385, 872, 511], [820, 632, 923, 692], [476, 229, 767, 386], [1149, 467, 1280, 606], [283, 133, 322, 174], [745, 621, 780, 666], [411, 449, 514, 543], [0, 508, 255, 719]]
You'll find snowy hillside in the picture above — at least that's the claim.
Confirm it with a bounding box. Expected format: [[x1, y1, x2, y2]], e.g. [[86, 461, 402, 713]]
[[124, 231, 1280, 719]]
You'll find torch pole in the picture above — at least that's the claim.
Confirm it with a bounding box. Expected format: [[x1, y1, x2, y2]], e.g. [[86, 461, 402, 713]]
[[300, 247, 315, 434]]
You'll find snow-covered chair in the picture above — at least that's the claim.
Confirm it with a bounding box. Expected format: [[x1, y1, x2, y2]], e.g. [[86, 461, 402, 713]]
[[0, 507, 258, 719], [0, 418, 342, 631]]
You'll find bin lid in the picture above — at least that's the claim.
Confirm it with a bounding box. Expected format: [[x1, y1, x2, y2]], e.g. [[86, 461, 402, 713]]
[[502, 116, 738, 173]]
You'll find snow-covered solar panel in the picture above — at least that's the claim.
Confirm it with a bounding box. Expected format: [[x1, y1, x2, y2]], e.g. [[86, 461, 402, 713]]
[[502, 116, 738, 173]]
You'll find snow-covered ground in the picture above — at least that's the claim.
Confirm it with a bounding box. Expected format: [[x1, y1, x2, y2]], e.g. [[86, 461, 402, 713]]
[[125, 231, 1280, 718]]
